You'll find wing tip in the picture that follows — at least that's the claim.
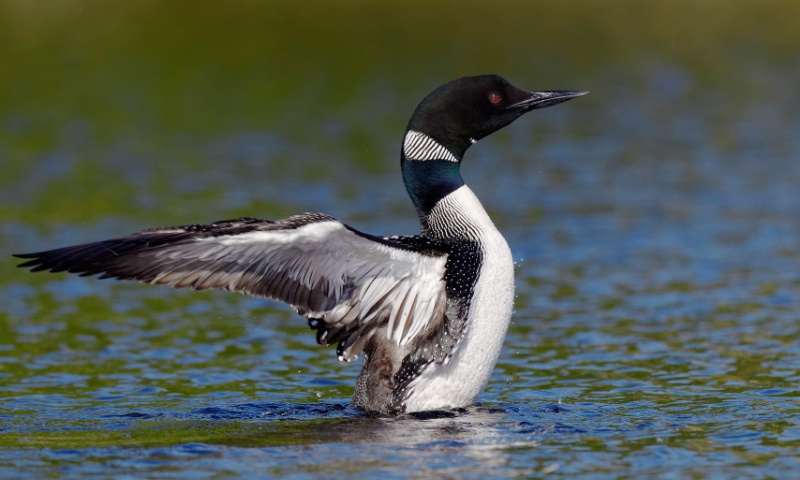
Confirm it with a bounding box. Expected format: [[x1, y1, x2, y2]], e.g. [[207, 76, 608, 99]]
[[14, 256, 45, 270]]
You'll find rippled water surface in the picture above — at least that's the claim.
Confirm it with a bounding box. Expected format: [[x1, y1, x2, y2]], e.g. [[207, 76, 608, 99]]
[[2, 1, 800, 478]]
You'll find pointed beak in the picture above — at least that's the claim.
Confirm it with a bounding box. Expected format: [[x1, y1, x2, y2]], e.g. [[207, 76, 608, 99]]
[[512, 90, 589, 111]]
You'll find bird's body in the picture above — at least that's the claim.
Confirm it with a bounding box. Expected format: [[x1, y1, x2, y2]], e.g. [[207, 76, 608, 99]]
[[16, 75, 586, 414], [398, 185, 515, 413]]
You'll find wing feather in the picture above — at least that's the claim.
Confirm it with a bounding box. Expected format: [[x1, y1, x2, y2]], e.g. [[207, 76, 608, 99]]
[[15, 214, 449, 361]]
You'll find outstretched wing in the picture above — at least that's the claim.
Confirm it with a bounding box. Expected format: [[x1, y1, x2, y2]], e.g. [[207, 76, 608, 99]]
[[15, 214, 449, 361]]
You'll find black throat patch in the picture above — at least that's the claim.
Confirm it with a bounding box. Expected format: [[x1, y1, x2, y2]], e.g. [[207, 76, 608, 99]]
[[401, 159, 465, 215]]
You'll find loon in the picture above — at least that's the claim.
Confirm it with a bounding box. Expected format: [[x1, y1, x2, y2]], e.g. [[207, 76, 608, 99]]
[[15, 75, 586, 414]]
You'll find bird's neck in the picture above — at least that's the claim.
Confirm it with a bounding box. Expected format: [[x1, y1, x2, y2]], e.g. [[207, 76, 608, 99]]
[[402, 158, 464, 221], [400, 129, 467, 228]]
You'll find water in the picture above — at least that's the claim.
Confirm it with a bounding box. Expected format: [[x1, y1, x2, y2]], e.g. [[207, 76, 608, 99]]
[[2, 1, 800, 477]]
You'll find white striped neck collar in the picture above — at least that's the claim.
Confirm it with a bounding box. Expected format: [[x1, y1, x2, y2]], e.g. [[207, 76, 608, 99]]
[[403, 130, 459, 162]]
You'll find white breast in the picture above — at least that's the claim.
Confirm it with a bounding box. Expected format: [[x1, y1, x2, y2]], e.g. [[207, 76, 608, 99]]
[[403, 185, 515, 412]]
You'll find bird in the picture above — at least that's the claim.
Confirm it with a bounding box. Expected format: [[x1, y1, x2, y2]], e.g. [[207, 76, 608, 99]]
[[15, 75, 586, 414]]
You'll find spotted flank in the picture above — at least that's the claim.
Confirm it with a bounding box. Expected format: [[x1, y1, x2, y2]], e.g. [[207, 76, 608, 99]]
[[403, 130, 459, 162]]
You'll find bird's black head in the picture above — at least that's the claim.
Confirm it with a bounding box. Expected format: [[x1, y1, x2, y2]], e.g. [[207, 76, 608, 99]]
[[406, 74, 587, 160], [401, 75, 587, 216]]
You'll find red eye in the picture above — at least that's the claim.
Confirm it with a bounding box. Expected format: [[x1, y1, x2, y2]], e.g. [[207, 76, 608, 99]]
[[489, 93, 502, 104]]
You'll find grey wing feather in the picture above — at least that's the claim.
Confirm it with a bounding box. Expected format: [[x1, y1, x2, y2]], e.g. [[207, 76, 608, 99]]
[[15, 214, 449, 361]]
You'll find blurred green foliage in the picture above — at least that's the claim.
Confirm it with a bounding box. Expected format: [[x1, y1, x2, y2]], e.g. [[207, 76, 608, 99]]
[[1, 0, 798, 140]]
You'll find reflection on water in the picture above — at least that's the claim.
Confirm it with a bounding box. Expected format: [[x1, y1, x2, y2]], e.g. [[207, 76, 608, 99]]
[[2, 1, 800, 478]]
